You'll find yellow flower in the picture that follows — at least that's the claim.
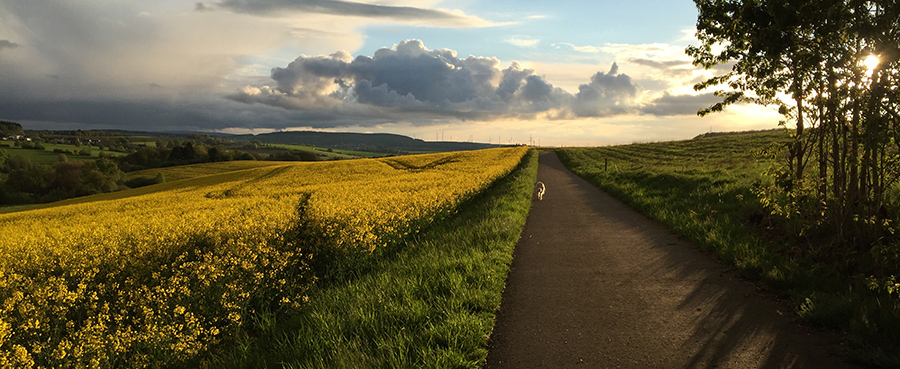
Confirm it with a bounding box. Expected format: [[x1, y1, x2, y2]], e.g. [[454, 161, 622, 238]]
[[0, 147, 527, 365]]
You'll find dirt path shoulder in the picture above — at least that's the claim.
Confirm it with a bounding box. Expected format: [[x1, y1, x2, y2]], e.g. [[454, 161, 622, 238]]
[[484, 151, 859, 369]]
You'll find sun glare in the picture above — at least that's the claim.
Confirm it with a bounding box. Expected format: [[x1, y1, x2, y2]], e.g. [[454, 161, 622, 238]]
[[863, 54, 880, 73]]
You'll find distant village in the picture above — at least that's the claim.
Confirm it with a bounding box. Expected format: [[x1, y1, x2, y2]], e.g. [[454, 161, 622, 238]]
[[2, 133, 105, 147], [2, 134, 31, 142]]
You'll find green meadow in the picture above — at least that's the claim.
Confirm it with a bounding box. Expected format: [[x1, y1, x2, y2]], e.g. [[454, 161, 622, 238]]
[[1, 142, 126, 164]]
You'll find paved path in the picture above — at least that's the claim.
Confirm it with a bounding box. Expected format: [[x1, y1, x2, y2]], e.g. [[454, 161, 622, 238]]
[[485, 151, 858, 369]]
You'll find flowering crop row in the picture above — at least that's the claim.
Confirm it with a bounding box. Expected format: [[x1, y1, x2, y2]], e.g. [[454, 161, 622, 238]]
[[0, 147, 527, 368]]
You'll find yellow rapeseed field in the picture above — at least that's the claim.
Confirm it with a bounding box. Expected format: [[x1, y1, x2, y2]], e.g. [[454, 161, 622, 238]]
[[0, 147, 527, 368]]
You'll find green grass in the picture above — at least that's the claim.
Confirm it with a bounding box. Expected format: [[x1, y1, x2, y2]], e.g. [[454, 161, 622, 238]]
[[558, 131, 788, 280], [1, 143, 125, 164], [205, 149, 538, 368], [556, 130, 900, 368], [264, 143, 390, 159]]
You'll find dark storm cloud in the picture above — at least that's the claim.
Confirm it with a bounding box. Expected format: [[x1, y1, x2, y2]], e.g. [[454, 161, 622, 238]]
[[0, 95, 398, 132], [641, 92, 722, 116], [199, 0, 468, 21], [0, 32, 695, 133], [233, 40, 638, 121]]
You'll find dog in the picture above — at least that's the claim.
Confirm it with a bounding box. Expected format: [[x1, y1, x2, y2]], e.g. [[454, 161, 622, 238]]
[[535, 181, 546, 201]]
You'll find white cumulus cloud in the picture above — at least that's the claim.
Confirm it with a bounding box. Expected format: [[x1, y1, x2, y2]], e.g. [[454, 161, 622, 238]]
[[505, 38, 541, 47]]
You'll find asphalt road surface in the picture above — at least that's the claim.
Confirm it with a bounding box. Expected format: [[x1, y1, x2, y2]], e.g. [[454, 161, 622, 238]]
[[485, 151, 859, 369]]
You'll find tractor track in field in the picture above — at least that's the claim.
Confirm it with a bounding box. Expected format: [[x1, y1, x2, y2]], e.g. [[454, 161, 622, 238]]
[[485, 151, 860, 369]]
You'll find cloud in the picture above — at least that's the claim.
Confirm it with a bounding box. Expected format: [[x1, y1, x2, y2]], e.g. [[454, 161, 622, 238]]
[[554, 42, 604, 53], [572, 63, 639, 117], [232, 40, 642, 122], [234, 40, 509, 119], [505, 38, 540, 47], [0, 0, 310, 99], [600, 42, 689, 62], [641, 92, 722, 116], [198, 0, 499, 27], [195, 2, 214, 11], [627, 57, 698, 81], [0, 40, 19, 50], [0, 93, 399, 132], [628, 58, 690, 69]]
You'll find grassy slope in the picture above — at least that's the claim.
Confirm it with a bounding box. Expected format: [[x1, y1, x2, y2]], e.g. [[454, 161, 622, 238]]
[[208, 150, 538, 368], [2, 143, 125, 163], [556, 131, 899, 367], [124, 160, 283, 182], [264, 143, 389, 159]]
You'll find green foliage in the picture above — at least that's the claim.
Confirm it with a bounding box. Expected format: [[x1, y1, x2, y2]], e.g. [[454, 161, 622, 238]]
[[689, 0, 900, 248], [116, 142, 274, 172], [688, 3, 900, 362], [123, 175, 164, 189], [0, 121, 25, 137], [0, 156, 125, 204]]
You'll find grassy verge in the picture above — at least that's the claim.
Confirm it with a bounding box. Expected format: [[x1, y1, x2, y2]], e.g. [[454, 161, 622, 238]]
[[555, 131, 899, 367], [206, 149, 538, 368], [556, 133, 789, 284]]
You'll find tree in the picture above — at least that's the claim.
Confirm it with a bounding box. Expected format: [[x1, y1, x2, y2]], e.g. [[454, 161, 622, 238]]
[[2, 156, 52, 202], [168, 142, 197, 162], [0, 121, 25, 138], [689, 0, 900, 247]]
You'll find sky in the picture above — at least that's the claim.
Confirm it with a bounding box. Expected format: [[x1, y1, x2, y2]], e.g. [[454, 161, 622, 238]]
[[0, 0, 781, 146]]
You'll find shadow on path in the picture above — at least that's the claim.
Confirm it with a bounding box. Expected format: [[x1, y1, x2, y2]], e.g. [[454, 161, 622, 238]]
[[485, 151, 857, 369]]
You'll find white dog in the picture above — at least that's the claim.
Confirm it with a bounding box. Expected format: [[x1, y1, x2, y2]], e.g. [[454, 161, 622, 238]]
[[535, 181, 546, 201]]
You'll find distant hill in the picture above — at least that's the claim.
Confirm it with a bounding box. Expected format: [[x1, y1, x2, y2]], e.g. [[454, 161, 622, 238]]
[[229, 131, 505, 152], [8, 123, 505, 154]]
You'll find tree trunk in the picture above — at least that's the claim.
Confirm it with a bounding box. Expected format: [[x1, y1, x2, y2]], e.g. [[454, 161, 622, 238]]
[[794, 75, 806, 188]]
